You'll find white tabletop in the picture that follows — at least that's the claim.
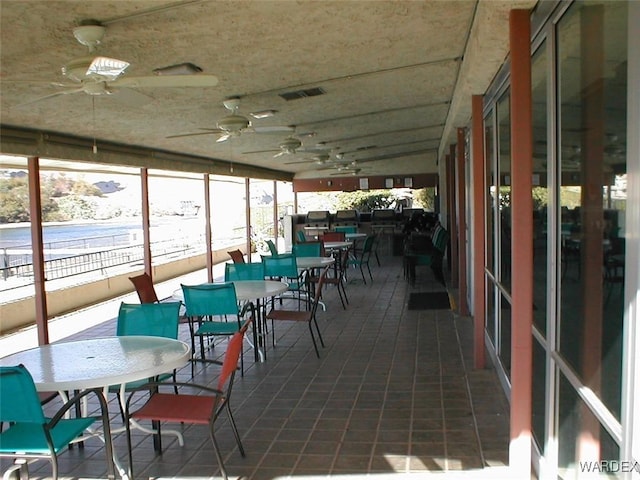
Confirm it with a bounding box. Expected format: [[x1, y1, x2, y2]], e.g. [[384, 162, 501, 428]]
[[303, 226, 329, 231], [345, 232, 367, 240], [296, 256, 335, 269], [0, 336, 190, 392], [231, 280, 289, 300], [323, 240, 353, 250], [174, 280, 289, 302]]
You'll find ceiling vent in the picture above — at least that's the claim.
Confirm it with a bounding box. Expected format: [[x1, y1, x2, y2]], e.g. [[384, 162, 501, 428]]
[[279, 87, 326, 101]]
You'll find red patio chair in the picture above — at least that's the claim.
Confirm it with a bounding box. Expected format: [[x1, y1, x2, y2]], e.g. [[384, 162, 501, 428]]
[[124, 322, 250, 480]]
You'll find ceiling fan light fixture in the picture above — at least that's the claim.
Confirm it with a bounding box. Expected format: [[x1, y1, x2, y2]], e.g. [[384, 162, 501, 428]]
[[250, 110, 277, 119], [86, 56, 130, 80], [153, 62, 203, 76]]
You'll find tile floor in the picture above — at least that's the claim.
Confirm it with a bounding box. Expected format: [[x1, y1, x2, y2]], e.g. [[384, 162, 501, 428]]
[[1, 253, 512, 479]]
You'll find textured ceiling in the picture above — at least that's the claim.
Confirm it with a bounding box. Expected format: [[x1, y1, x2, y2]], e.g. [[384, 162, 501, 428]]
[[0, 0, 537, 180]]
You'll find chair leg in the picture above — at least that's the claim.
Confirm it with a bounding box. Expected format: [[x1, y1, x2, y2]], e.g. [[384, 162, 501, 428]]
[[359, 263, 366, 284], [308, 322, 320, 358], [336, 282, 347, 309], [209, 430, 229, 480], [313, 317, 325, 348], [225, 403, 246, 457], [366, 262, 373, 282]]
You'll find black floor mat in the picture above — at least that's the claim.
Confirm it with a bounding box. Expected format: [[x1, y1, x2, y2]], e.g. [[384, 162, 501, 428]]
[[408, 291, 451, 310]]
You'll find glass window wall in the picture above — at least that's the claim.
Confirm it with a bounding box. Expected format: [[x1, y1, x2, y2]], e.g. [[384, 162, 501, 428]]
[[148, 171, 206, 267]]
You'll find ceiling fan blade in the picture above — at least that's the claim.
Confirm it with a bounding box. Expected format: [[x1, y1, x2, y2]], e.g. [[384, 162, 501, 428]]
[[273, 151, 288, 158], [284, 159, 317, 165], [250, 125, 296, 134], [216, 133, 232, 143], [166, 128, 222, 139], [242, 149, 280, 154], [112, 74, 219, 88], [13, 87, 85, 107], [110, 87, 154, 107]]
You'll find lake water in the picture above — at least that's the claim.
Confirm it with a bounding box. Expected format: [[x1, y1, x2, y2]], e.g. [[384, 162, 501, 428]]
[[0, 221, 144, 249], [0, 217, 243, 251]]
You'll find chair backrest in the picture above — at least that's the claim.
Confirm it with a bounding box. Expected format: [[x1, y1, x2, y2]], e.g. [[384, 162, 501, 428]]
[[225, 262, 265, 281], [262, 253, 299, 279], [431, 224, 448, 253], [322, 231, 345, 242], [129, 273, 159, 304], [292, 241, 323, 257], [361, 235, 375, 255], [227, 249, 245, 264], [181, 283, 239, 317], [296, 230, 307, 243], [0, 365, 46, 424], [216, 325, 248, 392], [334, 225, 357, 234], [265, 239, 278, 255], [310, 266, 330, 314], [116, 302, 181, 338]]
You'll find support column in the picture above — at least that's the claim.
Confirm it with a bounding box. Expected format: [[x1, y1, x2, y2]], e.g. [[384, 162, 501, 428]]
[[273, 180, 279, 244], [140, 168, 152, 276], [472, 95, 487, 369], [28, 157, 48, 346], [204, 174, 213, 283], [509, 9, 533, 476], [456, 128, 469, 315], [245, 178, 252, 261], [447, 148, 458, 285]]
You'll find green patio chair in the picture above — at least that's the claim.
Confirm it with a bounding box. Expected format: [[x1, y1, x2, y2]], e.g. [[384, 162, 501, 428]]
[[334, 225, 357, 234], [0, 365, 115, 480], [292, 241, 323, 257], [262, 253, 307, 308], [224, 262, 265, 282], [109, 302, 183, 419], [181, 282, 255, 377], [296, 230, 307, 243], [348, 234, 375, 284], [265, 239, 278, 255]]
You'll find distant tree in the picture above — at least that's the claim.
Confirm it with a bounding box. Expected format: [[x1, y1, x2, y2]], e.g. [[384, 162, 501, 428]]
[[336, 190, 394, 212], [72, 180, 104, 197], [413, 188, 435, 210], [0, 178, 30, 223], [0, 176, 63, 223], [56, 196, 98, 220]]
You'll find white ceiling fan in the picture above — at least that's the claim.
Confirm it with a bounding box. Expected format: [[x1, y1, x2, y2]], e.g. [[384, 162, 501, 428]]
[[243, 136, 331, 158], [16, 22, 219, 108], [284, 153, 332, 166], [168, 97, 295, 142]]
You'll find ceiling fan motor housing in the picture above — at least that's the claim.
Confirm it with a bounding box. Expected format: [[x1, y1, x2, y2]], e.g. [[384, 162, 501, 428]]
[[62, 56, 97, 82], [217, 114, 250, 132], [280, 137, 302, 152]]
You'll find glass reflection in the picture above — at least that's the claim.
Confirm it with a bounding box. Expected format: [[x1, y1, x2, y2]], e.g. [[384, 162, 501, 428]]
[[557, 0, 627, 422]]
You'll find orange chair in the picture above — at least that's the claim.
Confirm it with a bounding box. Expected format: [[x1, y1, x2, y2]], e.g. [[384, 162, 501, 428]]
[[128, 273, 159, 304], [322, 231, 346, 242], [266, 266, 329, 357], [227, 249, 245, 264], [124, 322, 250, 480]]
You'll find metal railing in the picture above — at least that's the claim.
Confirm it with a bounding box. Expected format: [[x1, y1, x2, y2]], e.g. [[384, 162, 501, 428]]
[[0, 232, 247, 291]]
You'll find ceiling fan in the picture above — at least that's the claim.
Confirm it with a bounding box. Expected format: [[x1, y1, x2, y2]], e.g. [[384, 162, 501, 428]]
[[243, 136, 331, 158], [168, 97, 294, 142], [284, 153, 332, 166], [16, 22, 219, 108]]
